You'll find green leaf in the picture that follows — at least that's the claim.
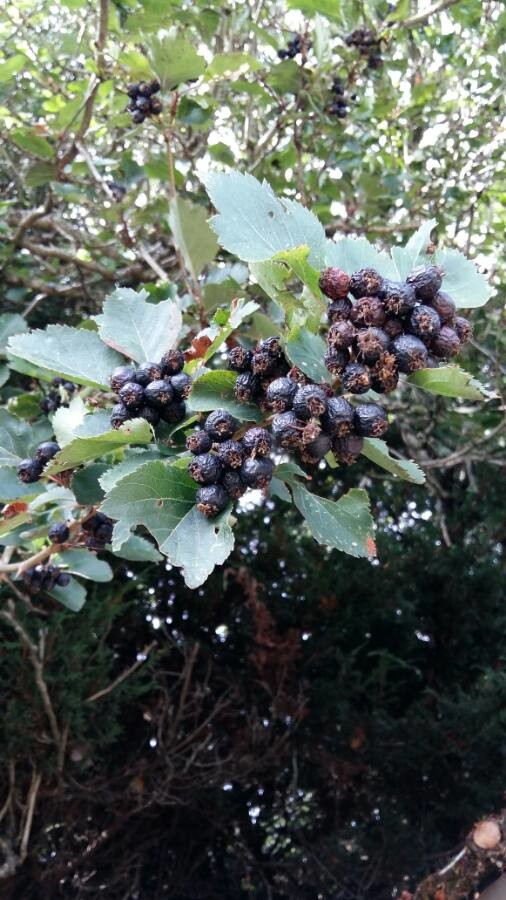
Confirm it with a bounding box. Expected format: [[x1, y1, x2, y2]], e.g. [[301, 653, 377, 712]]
[[11, 128, 54, 160], [269, 477, 292, 502], [45, 418, 153, 474], [49, 576, 87, 612], [98, 450, 161, 492], [285, 326, 332, 384], [93, 287, 182, 363], [274, 460, 309, 484], [0, 314, 25, 355], [0, 409, 33, 467], [161, 507, 234, 588], [71, 463, 107, 505], [361, 438, 426, 484], [100, 460, 196, 550], [168, 197, 219, 280], [112, 533, 162, 562], [8, 326, 124, 389], [0, 511, 32, 537], [0, 54, 27, 83], [118, 49, 154, 80], [435, 248, 492, 308], [55, 549, 113, 582], [52, 396, 88, 446], [148, 34, 206, 89], [273, 246, 325, 308], [202, 171, 326, 266], [391, 220, 437, 280], [7, 393, 42, 421], [407, 365, 490, 400], [325, 235, 398, 279], [187, 370, 262, 421], [292, 485, 375, 558], [25, 162, 56, 188], [286, 0, 342, 15], [0, 467, 44, 501], [206, 52, 262, 78]]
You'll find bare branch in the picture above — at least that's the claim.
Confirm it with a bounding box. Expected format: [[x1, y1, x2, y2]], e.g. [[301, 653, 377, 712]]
[[86, 641, 157, 703], [402, 0, 462, 29]]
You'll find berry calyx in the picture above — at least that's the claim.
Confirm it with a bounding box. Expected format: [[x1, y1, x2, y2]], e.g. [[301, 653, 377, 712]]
[[340, 362, 371, 394], [217, 440, 244, 470], [354, 403, 389, 437], [186, 430, 213, 454], [188, 453, 224, 485], [408, 305, 441, 341], [349, 268, 382, 298], [293, 384, 327, 419], [204, 410, 238, 442], [228, 346, 253, 372], [143, 379, 174, 409], [391, 334, 428, 373], [118, 381, 144, 411], [196, 484, 228, 518], [242, 427, 272, 458]]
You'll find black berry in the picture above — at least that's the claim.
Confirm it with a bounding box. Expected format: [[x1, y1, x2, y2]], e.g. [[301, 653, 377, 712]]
[[48, 522, 70, 544], [56, 572, 71, 587], [301, 433, 332, 464], [328, 320, 356, 350], [35, 441, 60, 463], [370, 352, 399, 394], [170, 372, 192, 399], [431, 326, 461, 358], [391, 334, 428, 373], [143, 379, 174, 409], [319, 267, 351, 300], [251, 351, 277, 376], [406, 265, 443, 300], [136, 362, 163, 386], [242, 427, 272, 458], [161, 349, 185, 375], [293, 384, 327, 419], [324, 349, 350, 375], [383, 317, 404, 339], [223, 470, 247, 500], [204, 410, 238, 442], [138, 405, 160, 426], [228, 346, 253, 372], [430, 291, 456, 325], [196, 484, 228, 518], [265, 377, 297, 412], [110, 403, 130, 429], [378, 281, 417, 317], [235, 373, 260, 403], [241, 457, 274, 489], [333, 434, 364, 464], [455, 316, 472, 344], [217, 440, 244, 470], [188, 453, 224, 485], [355, 327, 390, 364], [341, 363, 371, 394], [17, 458, 43, 483], [349, 268, 382, 298], [160, 402, 186, 424], [408, 305, 441, 341], [257, 336, 283, 358], [350, 296, 386, 328], [186, 430, 213, 454], [354, 403, 389, 438], [271, 411, 303, 449], [118, 381, 144, 410], [321, 396, 355, 437], [328, 297, 353, 322]]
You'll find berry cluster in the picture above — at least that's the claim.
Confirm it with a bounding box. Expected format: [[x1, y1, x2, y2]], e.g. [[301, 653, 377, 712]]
[[40, 377, 76, 415], [81, 512, 114, 550], [345, 28, 383, 69], [23, 563, 70, 593], [277, 34, 303, 59], [186, 411, 275, 518], [319, 264, 472, 393], [126, 80, 162, 125], [109, 350, 191, 430], [17, 441, 60, 484], [328, 76, 354, 119]]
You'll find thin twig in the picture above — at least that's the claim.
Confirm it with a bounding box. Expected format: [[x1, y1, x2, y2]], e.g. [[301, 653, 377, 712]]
[[402, 0, 462, 29], [86, 641, 157, 702]]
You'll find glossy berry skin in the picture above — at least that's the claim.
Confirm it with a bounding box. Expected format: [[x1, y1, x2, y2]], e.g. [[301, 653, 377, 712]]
[[138, 405, 160, 426], [354, 403, 389, 438], [301, 433, 332, 463], [321, 396, 355, 437], [324, 349, 350, 375], [251, 350, 277, 376], [328, 320, 356, 350], [333, 434, 364, 465], [48, 522, 70, 544], [143, 379, 174, 409], [455, 316, 472, 344], [186, 430, 213, 454], [160, 402, 186, 424], [17, 458, 43, 483], [241, 457, 274, 489], [217, 440, 244, 470], [341, 362, 371, 394], [431, 291, 456, 325], [36, 441, 61, 462], [271, 411, 303, 449], [319, 267, 351, 300], [235, 373, 260, 403], [293, 384, 327, 419], [350, 296, 386, 328], [188, 453, 224, 486], [119, 381, 144, 410], [355, 327, 390, 364], [196, 484, 228, 518], [161, 349, 185, 375], [242, 427, 272, 458], [204, 409, 238, 442], [408, 305, 441, 341], [391, 334, 428, 373], [328, 297, 353, 323], [431, 326, 461, 358], [258, 336, 283, 358], [223, 470, 247, 499], [63, 382, 75, 393], [349, 268, 382, 298], [110, 403, 130, 429], [228, 346, 253, 372], [170, 372, 192, 398], [265, 377, 297, 412], [379, 281, 417, 317], [56, 572, 71, 587], [135, 362, 163, 386], [406, 265, 443, 300]]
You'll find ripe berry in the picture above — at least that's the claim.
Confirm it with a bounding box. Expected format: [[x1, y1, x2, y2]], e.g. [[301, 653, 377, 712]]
[[35, 441, 60, 463], [235, 373, 260, 403], [136, 362, 163, 386], [455, 316, 472, 344], [186, 430, 213, 454], [408, 305, 441, 341], [257, 336, 283, 358], [378, 281, 417, 317], [160, 402, 186, 424], [341, 363, 371, 394], [222, 470, 247, 499], [63, 382, 75, 393], [319, 267, 351, 300], [188, 453, 224, 485], [204, 409, 238, 442], [242, 427, 272, 458], [170, 372, 192, 398], [328, 320, 356, 350], [217, 440, 244, 470], [48, 522, 70, 544], [144, 379, 174, 408], [321, 396, 355, 437], [391, 334, 428, 373], [138, 405, 160, 426], [301, 419, 322, 446], [196, 484, 228, 518], [119, 381, 144, 410], [161, 349, 185, 375], [301, 433, 332, 464], [149, 96, 163, 115], [265, 377, 297, 412], [293, 385, 327, 419], [355, 327, 390, 364], [431, 291, 456, 325], [110, 403, 130, 429], [241, 457, 274, 489], [350, 296, 386, 328], [349, 268, 382, 298], [17, 458, 43, 483], [383, 317, 404, 339], [135, 96, 150, 111], [127, 83, 140, 97], [328, 297, 353, 322], [251, 351, 277, 376], [430, 325, 461, 358], [228, 346, 253, 372], [271, 411, 303, 449], [406, 265, 443, 300], [354, 403, 389, 438], [56, 572, 70, 587], [333, 434, 364, 464], [324, 349, 350, 375], [370, 352, 399, 394], [132, 110, 145, 124]]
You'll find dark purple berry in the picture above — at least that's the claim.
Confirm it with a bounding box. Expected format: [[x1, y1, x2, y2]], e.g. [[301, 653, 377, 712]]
[[430, 326, 461, 358], [132, 110, 145, 124], [328, 297, 353, 322], [333, 434, 364, 464], [228, 346, 253, 372], [235, 373, 261, 403], [383, 317, 404, 339], [17, 458, 43, 483], [160, 401, 186, 424], [48, 523, 70, 544], [350, 296, 386, 328], [321, 397, 355, 437], [265, 377, 297, 412], [136, 362, 163, 386], [349, 268, 382, 298], [143, 379, 174, 409], [160, 349, 185, 375], [217, 440, 244, 470], [301, 433, 332, 464], [204, 409, 238, 442], [118, 381, 144, 411], [408, 305, 441, 341], [251, 351, 277, 376], [328, 320, 356, 350], [324, 349, 350, 375], [170, 372, 192, 398], [35, 441, 60, 463], [370, 352, 399, 394], [293, 384, 327, 420], [391, 334, 428, 373], [137, 405, 160, 426], [378, 281, 417, 317], [406, 265, 443, 300], [110, 403, 130, 429], [271, 411, 303, 450], [257, 336, 283, 358], [126, 83, 140, 98], [196, 484, 228, 518], [354, 403, 389, 438], [355, 327, 390, 364], [319, 267, 351, 300], [242, 427, 272, 458], [341, 363, 371, 394], [135, 96, 150, 111], [188, 453, 224, 485], [223, 470, 247, 500], [454, 316, 472, 344], [241, 457, 274, 489], [186, 430, 212, 454], [110, 366, 137, 391], [431, 291, 457, 325], [149, 96, 162, 115], [56, 572, 70, 588], [63, 382, 75, 393]]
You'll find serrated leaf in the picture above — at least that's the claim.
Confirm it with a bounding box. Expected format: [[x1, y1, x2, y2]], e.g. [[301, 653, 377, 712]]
[[0, 314, 25, 356], [71, 463, 107, 505], [55, 549, 113, 582], [168, 196, 219, 280], [0, 409, 34, 467], [0, 54, 27, 83], [391, 219, 437, 280], [52, 396, 88, 446], [274, 460, 309, 484], [187, 370, 262, 421], [202, 171, 326, 265], [270, 477, 292, 502], [206, 52, 261, 78], [0, 468, 45, 501], [100, 460, 196, 549], [98, 450, 161, 492], [361, 438, 426, 484], [118, 49, 154, 80], [148, 34, 206, 89], [112, 533, 162, 562], [407, 365, 490, 400], [45, 418, 153, 474], [325, 235, 398, 279], [8, 326, 123, 389], [273, 246, 326, 314], [285, 326, 332, 384], [93, 287, 182, 362], [292, 485, 375, 558], [11, 128, 54, 160], [435, 248, 492, 308], [161, 507, 234, 588], [49, 576, 87, 612]]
